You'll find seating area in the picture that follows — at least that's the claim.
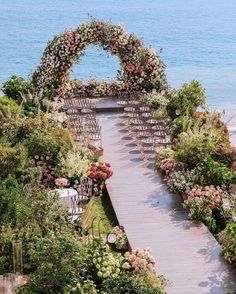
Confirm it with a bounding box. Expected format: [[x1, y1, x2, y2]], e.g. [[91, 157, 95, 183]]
[[118, 92, 171, 159], [64, 96, 102, 148]]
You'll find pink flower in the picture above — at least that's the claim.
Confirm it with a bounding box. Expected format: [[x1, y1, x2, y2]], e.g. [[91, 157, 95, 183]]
[[55, 178, 69, 187], [125, 63, 136, 72], [90, 166, 97, 172], [88, 171, 95, 179]]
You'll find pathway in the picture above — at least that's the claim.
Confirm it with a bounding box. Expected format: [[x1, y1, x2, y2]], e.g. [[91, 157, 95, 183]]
[[99, 112, 236, 294]]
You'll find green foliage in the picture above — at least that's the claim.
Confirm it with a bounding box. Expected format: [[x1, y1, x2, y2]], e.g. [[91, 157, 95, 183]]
[[7, 117, 45, 144], [0, 143, 29, 179], [0, 96, 23, 122], [167, 80, 206, 118], [18, 231, 85, 294], [56, 148, 92, 184], [102, 274, 166, 294], [155, 148, 174, 169], [135, 271, 167, 293], [140, 92, 169, 110], [196, 157, 236, 187], [86, 239, 123, 282], [81, 195, 118, 235], [183, 196, 217, 233], [0, 177, 29, 227], [166, 169, 197, 195], [174, 127, 218, 169], [23, 128, 72, 166], [0, 181, 70, 274], [2, 75, 33, 102], [218, 223, 236, 266]]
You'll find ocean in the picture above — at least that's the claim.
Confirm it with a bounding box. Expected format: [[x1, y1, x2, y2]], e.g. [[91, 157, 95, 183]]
[[0, 0, 236, 132]]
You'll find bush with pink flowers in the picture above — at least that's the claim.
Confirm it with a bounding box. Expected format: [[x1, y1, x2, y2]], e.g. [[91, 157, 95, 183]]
[[160, 158, 177, 178], [122, 248, 156, 274], [87, 162, 113, 195], [87, 162, 113, 183], [183, 186, 224, 232]]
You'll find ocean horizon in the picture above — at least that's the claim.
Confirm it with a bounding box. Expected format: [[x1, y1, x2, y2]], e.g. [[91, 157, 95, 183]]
[[1, 0, 236, 136]]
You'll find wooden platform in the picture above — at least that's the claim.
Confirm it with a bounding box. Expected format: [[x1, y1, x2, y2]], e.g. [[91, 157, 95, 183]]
[[99, 112, 236, 294]]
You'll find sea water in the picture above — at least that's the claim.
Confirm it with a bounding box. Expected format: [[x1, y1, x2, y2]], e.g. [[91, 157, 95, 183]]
[[0, 0, 236, 131]]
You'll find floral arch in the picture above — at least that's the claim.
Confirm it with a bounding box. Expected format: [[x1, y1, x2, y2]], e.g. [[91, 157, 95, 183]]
[[32, 20, 167, 98]]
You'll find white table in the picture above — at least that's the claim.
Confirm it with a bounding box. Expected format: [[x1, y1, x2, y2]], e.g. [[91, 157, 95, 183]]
[[50, 188, 78, 210]]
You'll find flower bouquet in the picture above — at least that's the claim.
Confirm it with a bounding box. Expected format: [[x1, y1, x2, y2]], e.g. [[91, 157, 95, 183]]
[[87, 162, 113, 196]]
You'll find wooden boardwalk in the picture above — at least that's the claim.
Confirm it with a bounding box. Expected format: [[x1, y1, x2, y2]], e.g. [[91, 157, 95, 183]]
[[99, 112, 236, 294]]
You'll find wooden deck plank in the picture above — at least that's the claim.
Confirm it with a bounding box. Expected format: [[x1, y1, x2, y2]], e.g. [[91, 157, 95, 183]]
[[98, 112, 236, 294]]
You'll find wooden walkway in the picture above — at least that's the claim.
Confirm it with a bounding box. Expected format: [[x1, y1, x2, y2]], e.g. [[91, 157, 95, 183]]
[[99, 112, 236, 294]]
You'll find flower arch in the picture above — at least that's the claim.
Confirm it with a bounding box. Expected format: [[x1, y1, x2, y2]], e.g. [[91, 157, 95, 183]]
[[32, 20, 167, 98]]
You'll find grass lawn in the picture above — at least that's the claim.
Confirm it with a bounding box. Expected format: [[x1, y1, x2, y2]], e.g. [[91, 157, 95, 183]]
[[81, 190, 118, 236]]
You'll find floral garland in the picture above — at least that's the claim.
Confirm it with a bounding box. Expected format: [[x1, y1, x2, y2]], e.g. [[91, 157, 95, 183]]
[[32, 20, 167, 98]]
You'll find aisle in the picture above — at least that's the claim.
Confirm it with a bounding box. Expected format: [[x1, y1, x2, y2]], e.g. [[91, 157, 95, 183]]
[[99, 112, 236, 294]]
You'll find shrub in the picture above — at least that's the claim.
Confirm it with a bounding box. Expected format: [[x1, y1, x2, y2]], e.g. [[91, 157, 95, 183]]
[[102, 275, 166, 294], [155, 148, 174, 169], [195, 157, 236, 187], [218, 223, 236, 266], [140, 92, 169, 110], [86, 239, 123, 281], [0, 96, 23, 122], [167, 80, 206, 118], [0, 177, 29, 227], [221, 193, 236, 223], [122, 248, 155, 274], [2, 75, 33, 102], [159, 158, 177, 177], [23, 129, 71, 166], [183, 186, 224, 232], [174, 129, 218, 169], [57, 148, 93, 184], [17, 231, 86, 294], [166, 169, 197, 195], [135, 271, 167, 293], [0, 184, 70, 274], [0, 143, 29, 179]]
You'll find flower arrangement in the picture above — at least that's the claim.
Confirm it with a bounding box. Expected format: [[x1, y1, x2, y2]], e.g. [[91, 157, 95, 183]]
[[55, 177, 69, 188], [110, 226, 128, 250], [87, 162, 113, 195], [87, 162, 113, 182], [32, 20, 167, 98], [122, 248, 156, 274], [69, 79, 126, 97]]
